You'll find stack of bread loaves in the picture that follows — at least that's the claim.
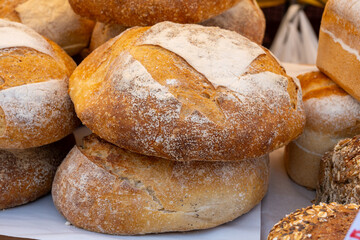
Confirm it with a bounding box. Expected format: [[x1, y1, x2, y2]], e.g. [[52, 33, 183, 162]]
[[0, 19, 79, 209], [70, 0, 265, 53], [285, 0, 360, 190], [52, 21, 306, 235], [0, 0, 95, 56]]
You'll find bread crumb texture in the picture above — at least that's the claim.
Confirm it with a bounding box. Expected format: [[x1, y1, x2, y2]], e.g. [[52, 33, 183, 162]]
[[70, 22, 305, 161]]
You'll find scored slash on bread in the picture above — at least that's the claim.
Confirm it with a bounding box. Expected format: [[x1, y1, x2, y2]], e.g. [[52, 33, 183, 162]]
[[69, 22, 305, 161]]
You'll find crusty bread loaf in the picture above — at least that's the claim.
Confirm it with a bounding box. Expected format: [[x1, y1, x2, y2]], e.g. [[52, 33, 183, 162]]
[[316, 135, 360, 204], [89, 0, 265, 53], [201, 0, 265, 44], [52, 134, 269, 235], [0, 19, 80, 149], [68, 0, 243, 26], [285, 71, 360, 189], [69, 22, 305, 161], [0, 134, 75, 210], [317, 0, 360, 101], [267, 202, 360, 240], [0, 0, 95, 56]]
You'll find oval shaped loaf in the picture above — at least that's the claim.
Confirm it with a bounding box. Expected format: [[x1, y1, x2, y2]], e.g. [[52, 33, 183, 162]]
[[70, 22, 305, 161], [52, 134, 269, 235], [0, 0, 95, 56], [268, 202, 360, 240], [68, 0, 242, 26], [285, 71, 360, 189], [0, 134, 75, 210], [0, 19, 79, 149]]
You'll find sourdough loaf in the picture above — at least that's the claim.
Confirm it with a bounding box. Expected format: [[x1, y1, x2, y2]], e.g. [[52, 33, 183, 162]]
[[285, 71, 360, 189], [0, 134, 75, 210], [89, 0, 265, 52], [69, 22, 305, 161], [53, 134, 269, 235], [0, 0, 95, 56], [317, 0, 360, 101], [68, 0, 243, 26], [268, 202, 360, 240], [0, 19, 79, 149]]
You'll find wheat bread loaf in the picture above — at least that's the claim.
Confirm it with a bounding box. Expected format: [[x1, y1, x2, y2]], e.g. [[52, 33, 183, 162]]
[[0, 134, 75, 210], [69, 22, 305, 161], [285, 71, 360, 189], [52, 134, 269, 235], [317, 0, 360, 101], [0, 19, 79, 149]]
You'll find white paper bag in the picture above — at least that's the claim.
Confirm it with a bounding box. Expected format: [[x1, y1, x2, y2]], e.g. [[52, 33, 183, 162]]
[[270, 4, 318, 64]]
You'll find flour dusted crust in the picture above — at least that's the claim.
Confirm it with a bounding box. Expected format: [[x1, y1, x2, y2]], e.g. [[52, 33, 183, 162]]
[[317, 0, 360, 101], [0, 0, 95, 56], [316, 135, 360, 204], [201, 0, 265, 44], [285, 71, 360, 189], [69, 0, 243, 26], [0, 19, 79, 149], [70, 22, 305, 161], [52, 135, 269, 235], [267, 202, 360, 240], [0, 134, 74, 210]]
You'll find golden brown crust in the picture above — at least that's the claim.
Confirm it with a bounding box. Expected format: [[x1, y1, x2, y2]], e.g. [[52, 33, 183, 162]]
[[53, 134, 269, 235], [0, 20, 80, 149], [200, 0, 265, 44], [70, 22, 305, 161], [0, 0, 95, 56], [285, 71, 360, 189], [317, 0, 360, 101], [89, 22, 128, 52], [0, 134, 75, 210], [68, 0, 242, 26], [316, 135, 360, 204], [267, 202, 360, 240]]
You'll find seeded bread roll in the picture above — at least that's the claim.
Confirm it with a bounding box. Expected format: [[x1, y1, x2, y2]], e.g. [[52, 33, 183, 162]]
[[201, 0, 265, 44], [317, 0, 360, 101], [69, 22, 305, 161], [267, 202, 360, 240], [52, 134, 269, 235], [316, 135, 360, 204], [0, 134, 75, 210], [0, 19, 79, 149], [69, 0, 243, 26], [0, 0, 95, 56], [285, 71, 360, 189]]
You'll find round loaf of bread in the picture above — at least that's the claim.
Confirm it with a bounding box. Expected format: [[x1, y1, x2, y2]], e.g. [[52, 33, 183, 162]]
[[267, 202, 360, 240], [69, 22, 305, 161], [316, 135, 360, 204], [0, 19, 80, 149], [52, 134, 269, 235], [0, 134, 75, 210], [285, 71, 360, 189], [0, 0, 95, 56], [201, 0, 265, 44], [68, 0, 243, 26], [88, 0, 265, 53]]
